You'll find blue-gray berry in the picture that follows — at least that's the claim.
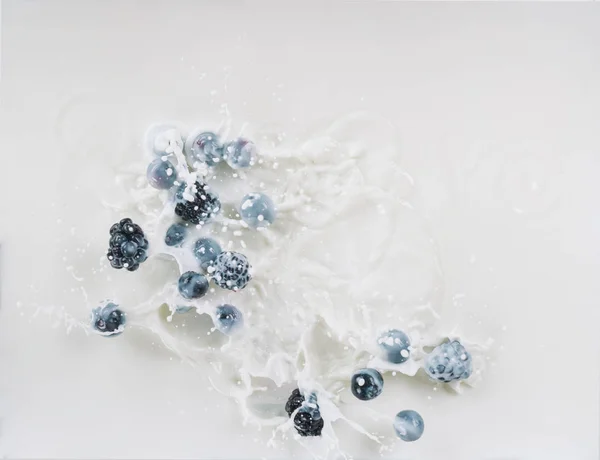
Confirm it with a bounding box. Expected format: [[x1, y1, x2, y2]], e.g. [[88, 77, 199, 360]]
[[377, 329, 411, 364], [146, 159, 177, 189], [240, 193, 276, 229], [393, 410, 424, 442], [193, 237, 222, 271], [212, 251, 251, 291], [107, 218, 149, 272], [187, 131, 223, 166], [178, 271, 209, 300], [165, 223, 187, 247], [214, 304, 243, 335], [350, 368, 384, 401], [91, 302, 126, 336], [222, 138, 256, 169], [424, 340, 472, 383]]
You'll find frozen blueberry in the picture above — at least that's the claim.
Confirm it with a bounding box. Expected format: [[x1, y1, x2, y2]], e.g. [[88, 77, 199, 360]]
[[106, 218, 149, 272], [239, 193, 276, 229], [175, 181, 221, 225], [146, 158, 177, 189], [91, 301, 126, 336], [214, 304, 243, 335], [222, 138, 256, 169], [186, 131, 223, 166], [394, 410, 424, 442], [193, 237, 222, 271], [424, 340, 472, 383], [165, 223, 187, 247], [351, 368, 384, 401], [378, 329, 411, 364], [285, 389, 324, 437], [212, 251, 251, 291], [178, 271, 209, 300]]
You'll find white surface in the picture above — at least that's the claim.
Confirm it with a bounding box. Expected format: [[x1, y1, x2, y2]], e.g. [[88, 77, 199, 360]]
[[1, 2, 600, 459]]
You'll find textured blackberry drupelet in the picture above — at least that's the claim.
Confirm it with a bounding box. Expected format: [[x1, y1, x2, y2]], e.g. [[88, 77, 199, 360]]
[[175, 182, 221, 225], [212, 251, 251, 291], [106, 218, 149, 272], [424, 340, 473, 383], [285, 389, 324, 437]]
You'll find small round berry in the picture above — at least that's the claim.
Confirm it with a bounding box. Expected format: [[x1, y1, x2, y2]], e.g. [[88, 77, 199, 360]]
[[193, 237, 222, 270], [106, 218, 149, 272], [91, 302, 126, 336], [378, 329, 411, 364], [165, 223, 187, 247], [186, 131, 223, 166], [212, 251, 251, 291], [178, 271, 209, 300], [350, 368, 384, 401], [240, 193, 276, 229], [393, 410, 424, 442], [424, 340, 472, 383], [214, 304, 243, 335], [146, 159, 177, 189], [222, 138, 256, 169], [175, 182, 221, 225]]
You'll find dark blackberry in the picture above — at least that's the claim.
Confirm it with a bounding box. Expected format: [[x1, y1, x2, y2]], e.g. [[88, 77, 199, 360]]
[[175, 181, 221, 225], [106, 218, 149, 272], [285, 389, 324, 437]]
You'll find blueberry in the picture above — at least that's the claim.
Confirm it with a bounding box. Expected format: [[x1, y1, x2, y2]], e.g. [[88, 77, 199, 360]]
[[193, 237, 222, 271], [175, 181, 221, 225], [106, 218, 149, 272], [350, 368, 384, 401], [378, 329, 411, 364], [91, 302, 126, 336], [165, 223, 187, 247], [212, 251, 251, 291], [175, 305, 194, 314], [393, 410, 424, 442], [239, 193, 276, 229], [146, 159, 177, 189], [285, 389, 324, 437], [186, 131, 223, 166], [178, 271, 209, 300], [214, 304, 243, 335], [424, 340, 472, 383], [222, 138, 256, 169]]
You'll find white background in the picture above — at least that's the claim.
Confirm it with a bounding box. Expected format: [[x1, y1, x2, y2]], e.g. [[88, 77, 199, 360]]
[[0, 1, 599, 459]]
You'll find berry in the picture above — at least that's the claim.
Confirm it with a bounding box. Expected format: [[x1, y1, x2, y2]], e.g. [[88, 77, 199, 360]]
[[424, 340, 473, 383], [91, 301, 126, 336], [212, 251, 251, 291], [178, 271, 209, 300], [222, 138, 256, 169], [175, 182, 221, 225], [285, 389, 324, 437], [350, 368, 384, 401], [146, 159, 177, 189], [214, 304, 243, 335], [240, 193, 276, 229], [165, 223, 187, 247], [377, 329, 411, 364], [175, 305, 194, 314], [106, 218, 149, 271], [186, 131, 223, 166], [393, 410, 424, 442], [193, 237, 222, 271]]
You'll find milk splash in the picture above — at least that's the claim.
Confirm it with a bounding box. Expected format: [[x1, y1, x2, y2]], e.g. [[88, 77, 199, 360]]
[[69, 112, 490, 458]]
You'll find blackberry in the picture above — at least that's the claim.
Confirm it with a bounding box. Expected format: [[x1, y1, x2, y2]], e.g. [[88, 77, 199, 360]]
[[285, 389, 324, 437], [106, 218, 149, 272], [212, 251, 251, 291], [175, 182, 221, 225], [91, 301, 126, 336], [424, 340, 473, 383]]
